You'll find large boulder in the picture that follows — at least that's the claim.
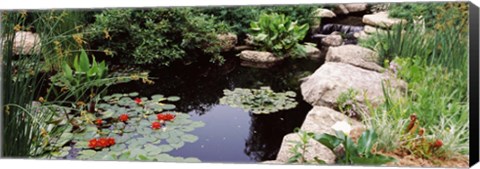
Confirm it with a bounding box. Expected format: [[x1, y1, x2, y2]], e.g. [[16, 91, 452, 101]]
[[305, 45, 322, 60], [217, 33, 237, 52], [275, 133, 336, 164], [353, 30, 369, 40], [325, 45, 384, 72], [314, 8, 336, 18], [300, 62, 406, 109], [238, 50, 283, 63], [300, 106, 364, 137], [10, 31, 41, 55], [363, 25, 387, 34], [362, 12, 407, 28], [321, 34, 343, 47], [334, 3, 368, 14]]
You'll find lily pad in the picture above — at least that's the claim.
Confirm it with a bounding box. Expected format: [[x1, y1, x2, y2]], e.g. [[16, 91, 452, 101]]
[[166, 96, 180, 102], [219, 87, 298, 114]]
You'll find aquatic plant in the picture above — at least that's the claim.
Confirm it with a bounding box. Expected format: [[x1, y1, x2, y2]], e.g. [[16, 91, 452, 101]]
[[219, 87, 298, 114], [249, 13, 309, 58], [38, 93, 205, 162]]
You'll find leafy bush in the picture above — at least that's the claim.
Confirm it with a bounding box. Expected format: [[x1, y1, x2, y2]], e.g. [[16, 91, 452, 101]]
[[389, 2, 468, 32], [363, 56, 469, 158], [87, 8, 230, 66], [249, 13, 309, 58], [200, 5, 320, 36], [311, 129, 396, 165]]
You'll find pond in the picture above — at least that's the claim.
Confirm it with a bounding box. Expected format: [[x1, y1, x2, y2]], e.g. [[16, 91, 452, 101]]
[[106, 55, 322, 163]]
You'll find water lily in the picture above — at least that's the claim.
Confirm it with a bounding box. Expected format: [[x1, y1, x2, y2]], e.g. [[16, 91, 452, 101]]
[[119, 114, 129, 122], [107, 137, 115, 146], [88, 137, 115, 149], [95, 118, 103, 126], [98, 138, 109, 147], [331, 120, 352, 135], [88, 138, 98, 149], [157, 113, 175, 122], [134, 98, 142, 104], [152, 121, 161, 130]]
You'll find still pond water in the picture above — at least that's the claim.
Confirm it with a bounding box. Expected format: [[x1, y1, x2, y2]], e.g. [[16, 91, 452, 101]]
[[107, 56, 322, 163]]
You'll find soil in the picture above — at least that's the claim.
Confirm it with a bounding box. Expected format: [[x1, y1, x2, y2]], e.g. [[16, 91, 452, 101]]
[[379, 149, 469, 168]]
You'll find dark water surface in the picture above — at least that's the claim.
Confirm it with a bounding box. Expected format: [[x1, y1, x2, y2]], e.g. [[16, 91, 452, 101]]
[[107, 56, 321, 163]]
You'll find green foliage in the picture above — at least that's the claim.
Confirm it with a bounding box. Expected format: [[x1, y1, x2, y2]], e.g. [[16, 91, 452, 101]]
[[1, 11, 63, 157], [311, 129, 396, 165], [336, 88, 363, 119], [219, 87, 298, 114], [287, 129, 310, 164], [87, 8, 230, 66], [361, 2, 468, 71], [200, 5, 320, 35], [39, 93, 204, 161], [249, 13, 309, 58], [26, 10, 88, 72], [363, 56, 468, 158], [389, 2, 468, 32]]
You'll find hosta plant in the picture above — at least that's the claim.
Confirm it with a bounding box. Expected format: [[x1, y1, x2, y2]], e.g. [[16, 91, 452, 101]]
[[219, 86, 298, 114], [249, 13, 309, 58]]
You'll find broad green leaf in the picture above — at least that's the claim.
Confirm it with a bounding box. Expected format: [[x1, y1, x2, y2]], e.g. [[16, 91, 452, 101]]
[[312, 133, 342, 151], [357, 129, 378, 156]]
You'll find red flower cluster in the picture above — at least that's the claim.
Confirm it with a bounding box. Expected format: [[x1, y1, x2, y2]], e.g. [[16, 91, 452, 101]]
[[95, 118, 103, 126], [119, 114, 129, 122], [151, 122, 162, 130], [157, 113, 175, 121], [134, 98, 142, 104], [88, 137, 115, 149]]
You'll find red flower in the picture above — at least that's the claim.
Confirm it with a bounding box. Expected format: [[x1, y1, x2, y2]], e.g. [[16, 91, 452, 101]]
[[107, 137, 115, 146], [88, 137, 115, 149], [88, 138, 98, 148], [134, 98, 142, 104], [98, 138, 109, 147], [95, 118, 103, 125], [152, 121, 161, 130], [119, 114, 129, 122], [433, 139, 443, 148], [157, 113, 175, 121]]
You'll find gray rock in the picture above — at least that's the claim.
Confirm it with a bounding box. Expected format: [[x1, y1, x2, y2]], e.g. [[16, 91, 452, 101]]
[[238, 50, 283, 63], [275, 133, 336, 164], [344, 3, 368, 13], [261, 160, 284, 164], [300, 106, 364, 136], [300, 62, 406, 109], [305, 45, 322, 60], [11, 31, 41, 55], [325, 45, 384, 72], [363, 25, 387, 34], [334, 3, 368, 14], [217, 33, 237, 52], [362, 12, 407, 28], [314, 8, 336, 18], [321, 34, 343, 46], [353, 30, 369, 40]]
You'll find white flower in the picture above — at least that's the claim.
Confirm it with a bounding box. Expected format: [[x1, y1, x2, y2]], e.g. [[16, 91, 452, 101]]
[[331, 120, 352, 135]]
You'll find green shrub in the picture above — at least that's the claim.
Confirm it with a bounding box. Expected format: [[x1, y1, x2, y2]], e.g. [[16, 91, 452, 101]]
[[200, 5, 320, 36], [87, 8, 230, 66], [249, 13, 309, 58]]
